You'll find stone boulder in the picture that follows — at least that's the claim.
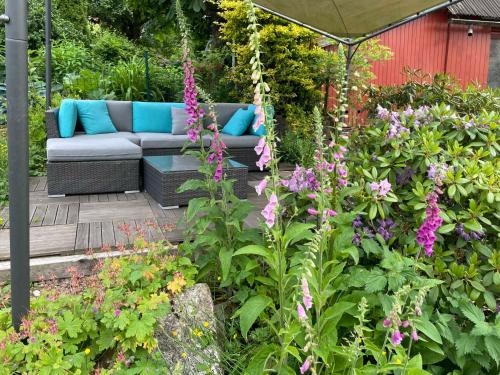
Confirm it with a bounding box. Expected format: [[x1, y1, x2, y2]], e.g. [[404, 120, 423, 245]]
[[155, 283, 223, 374]]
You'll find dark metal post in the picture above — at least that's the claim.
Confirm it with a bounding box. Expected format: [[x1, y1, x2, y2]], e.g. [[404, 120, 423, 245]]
[[45, 0, 52, 109], [340, 43, 354, 127], [4, 0, 30, 331], [144, 50, 151, 101]]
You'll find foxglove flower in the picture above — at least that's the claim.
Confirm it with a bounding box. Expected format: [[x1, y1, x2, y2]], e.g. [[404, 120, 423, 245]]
[[416, 192, 443, 256], [302, 278, 313, 310], [411, 330, 419, 341], [391, 330, 404, 346], [255, 178, 267, 196], [297, 303, 307, 320], [300, 358, 311, 374], [261, 193, 278, 228]]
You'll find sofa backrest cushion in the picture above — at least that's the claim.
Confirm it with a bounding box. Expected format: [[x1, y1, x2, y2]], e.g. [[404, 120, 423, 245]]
[[106, 100, 133, 132], [222, 107, 256, 136], [202, 103, 250, 128], [58, 99, 78, 138], [133, 102, 185, 133], [248, 104, 273, 136], [171, 107, 190, 135], [76, 100, 117, 135]]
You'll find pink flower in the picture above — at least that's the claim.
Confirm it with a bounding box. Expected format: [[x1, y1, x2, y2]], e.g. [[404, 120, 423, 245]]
[[370, 182, 380, 192], [307, 208, 319, 216], [255, 178, 267, 196], [391, 330, 404, 346], [254, 137, 266, 155], [253, 112, 265, 131], [402, 320, 410, 328], [326, 209, 337, 217], [302, 278, 313, 310], [256, 144, 271, 171], [383, 318, 391, 328], [261, 193, 278, 228], [114, 309, 121, 317], [416, 192, 443, 256], [411, 330, 419, 341], [297, 303, 307, 320], [300, 358, 311, 374], [378, 179, 392, 197], [307, 193, 317, 199]]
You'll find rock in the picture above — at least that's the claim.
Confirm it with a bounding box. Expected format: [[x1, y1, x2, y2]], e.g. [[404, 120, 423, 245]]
[[155, 283, 223, 374]]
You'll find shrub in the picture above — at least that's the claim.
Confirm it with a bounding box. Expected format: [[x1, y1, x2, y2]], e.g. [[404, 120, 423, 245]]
[[0, 241, 197, 374], [91, 29, 137, 64]]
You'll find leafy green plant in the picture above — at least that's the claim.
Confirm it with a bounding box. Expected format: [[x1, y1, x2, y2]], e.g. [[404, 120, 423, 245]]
[[0, 241, 197, 374]]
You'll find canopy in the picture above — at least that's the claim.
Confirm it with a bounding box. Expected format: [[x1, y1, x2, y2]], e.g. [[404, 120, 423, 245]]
[[253, 0, 464, 44]]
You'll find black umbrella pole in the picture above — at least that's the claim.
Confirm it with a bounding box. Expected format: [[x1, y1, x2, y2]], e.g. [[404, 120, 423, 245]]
[[45, 0, 52, 109], [5, 0, 30, 331]]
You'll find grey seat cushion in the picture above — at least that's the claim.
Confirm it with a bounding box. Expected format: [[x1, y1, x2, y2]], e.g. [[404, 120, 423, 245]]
[[72, 131, 141, 145], [47, 138, 142, 162], [218, 134, 260, 148], [171, 107, 189, 135], [136, 132, 211, 149], [106, 101, 133, 132]]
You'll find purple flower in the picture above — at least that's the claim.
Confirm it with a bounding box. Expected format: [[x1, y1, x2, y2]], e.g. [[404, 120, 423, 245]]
[[254, 137, 266, 155], [307, 193, 317, 199], [256, 144, 271, 171], [283, 166, 319, 193], [297, 303, 307, 320], [402, 106, 414, 117], [182, 56, 204, 143], [376, 105, 390, 120], [370, 179, 392, 198], [326, 209, 337, 217], [352, 233, 362, 246], [300, 358, 311, 374], [114, 309, 121, 317], [428, 163, 448, 186], [411, 330, 419, 341], [383, 318, 391, 328], [416, 192, 443, 256], [302, 278, 313, 310], [402, 320, 410, 328], [391, 330, 404, 346], [377, 219, 396, 241], [353, 216, 363, 228], [396, 167, 415, 186], [255, 178, 267, 196], [261, 193, 278, 228], [307, 208, 319, 216]]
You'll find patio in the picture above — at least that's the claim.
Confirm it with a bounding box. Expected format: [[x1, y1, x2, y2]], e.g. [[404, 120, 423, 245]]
[[0, 171, 274, 264]]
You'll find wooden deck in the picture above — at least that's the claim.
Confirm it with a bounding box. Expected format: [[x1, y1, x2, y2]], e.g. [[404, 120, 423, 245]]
[[0, 173, 270, 261]]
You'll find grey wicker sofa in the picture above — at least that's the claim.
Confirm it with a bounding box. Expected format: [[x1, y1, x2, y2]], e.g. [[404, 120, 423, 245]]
[[45, 101, 262, 196]]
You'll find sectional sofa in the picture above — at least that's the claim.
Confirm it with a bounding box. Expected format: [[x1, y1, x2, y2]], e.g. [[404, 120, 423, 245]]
[[45, 101, 263, 196]]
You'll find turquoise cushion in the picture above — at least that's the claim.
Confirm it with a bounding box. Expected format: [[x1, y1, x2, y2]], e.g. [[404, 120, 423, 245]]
[[222, 108, 255, 136], [132, 102, 185, 133], [248, 104, 273, 136], [76, 100, 117, 135], [58, 99, 78, 138]]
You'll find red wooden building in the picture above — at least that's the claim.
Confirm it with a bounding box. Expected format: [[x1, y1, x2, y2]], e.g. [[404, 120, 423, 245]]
[[371, 0, 500, 88]]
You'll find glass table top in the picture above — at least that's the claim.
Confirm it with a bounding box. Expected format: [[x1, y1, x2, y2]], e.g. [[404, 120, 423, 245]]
[[143, 155, 247, 173]]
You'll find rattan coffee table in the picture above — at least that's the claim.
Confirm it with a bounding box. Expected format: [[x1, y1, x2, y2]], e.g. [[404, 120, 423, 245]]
[[143, 155, 248, 208]]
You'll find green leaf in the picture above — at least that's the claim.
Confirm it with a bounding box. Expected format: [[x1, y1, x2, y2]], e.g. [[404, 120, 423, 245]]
[[407, 354, 423, 369], [283, 222, 314, 246], [237, 295, 272, 340], [369, 204, 377, 220], [365, 270, 387, 293], [438, 223, 455, 234], [219, 247, 234, 282], [484, 336, 500, 367], [459, 301, 485, 324], [185, 197, 209, 222], [448, 185, 456, 198], [463, 220, 482, 232], [455, 333, 478, 357], [244, 344, 277, 375], [361, 239, 382, 256], [234, 245, 272, 261], [58, 311, 82, 339], [177, 179, 205, 193], [415, 319, 442, 344]]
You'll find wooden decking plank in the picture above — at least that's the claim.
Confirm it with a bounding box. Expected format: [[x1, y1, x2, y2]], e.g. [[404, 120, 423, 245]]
[[75, 223, 90, 251], [113, 220, 128, 246], [31, 205, 47, 227], [137, 218, 161, 243], [54, 204, 69, 225], [29, 177, 38, 192], [89, 195, 99, 203], [144, 192, 166, 218], [107, 193, 118, 202], [79, 195, 90, 203], [35, 176, 47, 192], [89, 222, 102, 250], [42, 204, 58, 226], [101, 221, 115, 248], [66, 203, 79, 225], [0, 224, 77, 260], [79, 200, 154, 223], [98, 194, 109, 202], [116, 193, 128, 201], [125, 193, 137, 201]]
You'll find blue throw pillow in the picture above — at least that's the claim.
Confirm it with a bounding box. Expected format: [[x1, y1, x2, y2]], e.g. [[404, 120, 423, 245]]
[[132, 102, 185, 133], [248, 104, 273, 136], [222, 108, 255, 136], [76, 100, 117, 135], [58, 99, 78, 138]]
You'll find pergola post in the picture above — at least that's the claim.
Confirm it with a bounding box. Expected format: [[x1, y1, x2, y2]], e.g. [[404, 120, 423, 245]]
[[3, 0, 30, 331], [45, 0, 52, 109]]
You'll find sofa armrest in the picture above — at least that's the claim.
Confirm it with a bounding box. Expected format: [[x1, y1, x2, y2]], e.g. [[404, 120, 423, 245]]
[[45, 109, 60, 139]]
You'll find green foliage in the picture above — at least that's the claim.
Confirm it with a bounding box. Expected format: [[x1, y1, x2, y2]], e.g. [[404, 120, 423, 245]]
[[0, 242, 197, 374], [91, 29, 137, 64], [365, 69, 500, 116], [280, 131, 316, 167]]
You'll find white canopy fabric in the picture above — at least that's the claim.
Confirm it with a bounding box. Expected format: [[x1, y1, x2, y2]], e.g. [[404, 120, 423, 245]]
[[253, 0, 462, 42]]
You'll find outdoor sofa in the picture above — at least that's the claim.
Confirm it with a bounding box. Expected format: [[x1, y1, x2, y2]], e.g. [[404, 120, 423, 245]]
[[45, 100, 264, 196]]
